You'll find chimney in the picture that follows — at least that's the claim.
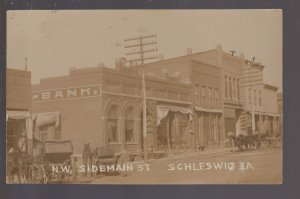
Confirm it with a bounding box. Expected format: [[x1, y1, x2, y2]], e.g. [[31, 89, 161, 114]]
[[115, 57, 126, 69], [186, 48, 192, 55]]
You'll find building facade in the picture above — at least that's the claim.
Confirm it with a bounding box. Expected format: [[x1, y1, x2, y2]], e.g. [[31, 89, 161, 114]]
[[32, 53, 224, 154], [31, 45, 281, 155], [32, 66, 197, 154], [6, 68, 32, 153]]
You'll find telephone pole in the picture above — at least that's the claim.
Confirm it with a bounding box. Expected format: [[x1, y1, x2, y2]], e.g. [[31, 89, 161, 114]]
[[124, 33, 158, 163]]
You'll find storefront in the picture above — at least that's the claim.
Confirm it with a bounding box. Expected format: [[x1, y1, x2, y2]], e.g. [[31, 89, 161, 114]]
[[6, 111, 32, 154], [193, 106, 223, 149], [156, 105, 192, 152]]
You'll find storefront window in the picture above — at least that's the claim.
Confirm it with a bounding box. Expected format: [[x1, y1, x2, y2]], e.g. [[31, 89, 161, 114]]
[[107, 105, 119, 143], [54, 120, 62, 140], [125, 106, 135, 143]]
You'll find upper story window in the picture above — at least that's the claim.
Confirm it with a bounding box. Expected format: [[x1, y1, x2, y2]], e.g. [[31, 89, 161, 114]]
[[225, 76, 228, 99], [232, 78, 236, 100], [237, 79, 240, 100], [202, 86, 206, 106], [194, 84, 199, 104], [229, 77, 232, 99], [208, 87, 212, 107], [215, 88, 219, 108], [259, 90, 262, 106]]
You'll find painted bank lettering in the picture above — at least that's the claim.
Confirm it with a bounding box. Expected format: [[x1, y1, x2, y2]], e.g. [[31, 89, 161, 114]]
[[32, 85, 100, 102]]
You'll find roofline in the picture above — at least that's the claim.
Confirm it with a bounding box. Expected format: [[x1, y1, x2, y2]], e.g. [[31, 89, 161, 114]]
[[7, 67, 31, 73], [143, 49, 216, 67]]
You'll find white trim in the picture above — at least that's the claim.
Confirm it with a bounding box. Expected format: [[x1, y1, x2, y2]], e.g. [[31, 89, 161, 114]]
[[32, 94, 101, 103]]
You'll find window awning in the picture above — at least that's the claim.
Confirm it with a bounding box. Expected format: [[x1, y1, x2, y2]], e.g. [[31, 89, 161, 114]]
[[254, 111, 281, 117], [157, 105, 193, 126], [33, 112, 61, 128], [194, 106, 223, 114], [6, 111, 31, 121]]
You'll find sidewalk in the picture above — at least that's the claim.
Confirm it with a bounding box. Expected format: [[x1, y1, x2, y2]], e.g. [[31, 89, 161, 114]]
[[154, 147, 234, 163], [129, 147, 234, 166]]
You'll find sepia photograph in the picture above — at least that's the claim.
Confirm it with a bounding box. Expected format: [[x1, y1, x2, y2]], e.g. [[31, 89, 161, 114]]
[[6, 9, 282, 184]]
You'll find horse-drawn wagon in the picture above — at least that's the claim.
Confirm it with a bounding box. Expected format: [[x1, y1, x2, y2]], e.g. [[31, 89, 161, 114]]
[[82, 144, 123, 177], [42, 140, 74, 183]]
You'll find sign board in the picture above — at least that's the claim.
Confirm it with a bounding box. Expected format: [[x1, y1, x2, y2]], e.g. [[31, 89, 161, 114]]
[[32, 84, 101, 102]]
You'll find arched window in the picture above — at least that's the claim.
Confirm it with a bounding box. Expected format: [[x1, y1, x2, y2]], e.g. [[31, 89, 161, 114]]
[[107, 105, 119, 143], [125, 106, 135, 143]]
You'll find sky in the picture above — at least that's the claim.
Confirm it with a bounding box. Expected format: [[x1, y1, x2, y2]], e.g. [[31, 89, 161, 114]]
[[7, 10, 282, 90]]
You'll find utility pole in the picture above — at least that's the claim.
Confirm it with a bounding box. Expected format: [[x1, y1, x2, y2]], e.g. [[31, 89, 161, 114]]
[[124, 33, 158, 163], [217, 45, 225, 150], [241, 60, 264, 135]]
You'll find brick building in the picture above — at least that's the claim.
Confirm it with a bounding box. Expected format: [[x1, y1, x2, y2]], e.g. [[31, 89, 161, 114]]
[[143, 51, 223, 149], [144, 45, 281, 139], [31, 51, 224, 154], [31, 45, 281, 155], [6, 68, 32, 153]]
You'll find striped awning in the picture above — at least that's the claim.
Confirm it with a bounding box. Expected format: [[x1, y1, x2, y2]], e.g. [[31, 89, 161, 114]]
[[6, 111, 31, 121], [157, 105, 193, 126], [33, 111, 61, 128]]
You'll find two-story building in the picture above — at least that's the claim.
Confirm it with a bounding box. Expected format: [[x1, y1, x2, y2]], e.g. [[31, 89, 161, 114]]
[[32, 65, 195, 154], [6, 68, 32, 153], [31, 45, 281, 156], [143, 52, 223, 149]]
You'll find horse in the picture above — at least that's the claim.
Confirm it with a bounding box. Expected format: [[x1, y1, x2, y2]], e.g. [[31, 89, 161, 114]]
[[232, 134, 260, 151]]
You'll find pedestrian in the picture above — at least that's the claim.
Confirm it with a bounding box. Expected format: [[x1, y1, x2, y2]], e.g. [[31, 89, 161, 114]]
[[72, 157, 79, 183]]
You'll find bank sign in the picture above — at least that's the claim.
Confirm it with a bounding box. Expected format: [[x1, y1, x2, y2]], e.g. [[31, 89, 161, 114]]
[[32, 84, 101, 102]]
